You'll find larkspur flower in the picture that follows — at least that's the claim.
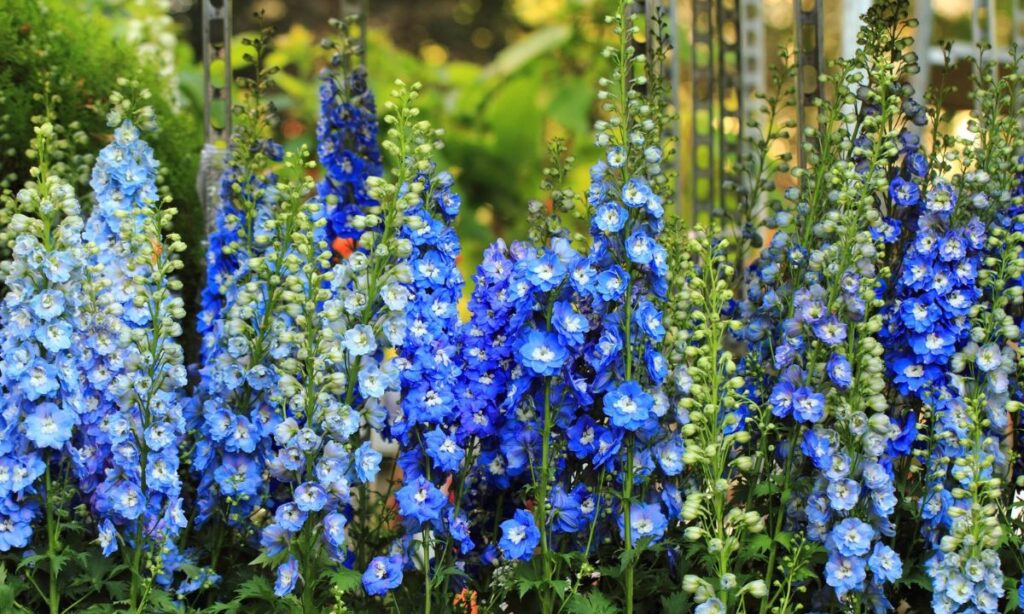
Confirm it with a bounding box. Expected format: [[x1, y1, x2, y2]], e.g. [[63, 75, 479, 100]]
[[603, 380, 654, 431], [499, 509, 541, 561], [362, 555, 404, 596]]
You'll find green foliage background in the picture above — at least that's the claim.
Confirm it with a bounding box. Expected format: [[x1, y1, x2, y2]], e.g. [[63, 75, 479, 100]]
[[0, 0, 204, 355]]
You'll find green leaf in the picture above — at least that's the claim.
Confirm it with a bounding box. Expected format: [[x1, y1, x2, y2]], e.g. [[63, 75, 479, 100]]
[[480, 24, 573, 83], [324, 567, 363, 595], [566, 590, 620, 614], [752, 480, 777, 498], [659, 591, 689, 613], [233, 576, 277, 604]]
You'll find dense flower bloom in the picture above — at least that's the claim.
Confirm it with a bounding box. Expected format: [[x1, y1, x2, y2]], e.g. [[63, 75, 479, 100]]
[[0, 120, 88, 559]]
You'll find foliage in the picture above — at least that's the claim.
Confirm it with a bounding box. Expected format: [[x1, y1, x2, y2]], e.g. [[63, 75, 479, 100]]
[[0, 0, 203, 355]]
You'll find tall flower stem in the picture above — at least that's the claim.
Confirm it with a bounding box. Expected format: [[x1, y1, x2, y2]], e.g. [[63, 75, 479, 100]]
[[622, 280, 635, 614], [44, 460, 59, 614], [537, 377, 555, 614], [623, 434, 635, 614]]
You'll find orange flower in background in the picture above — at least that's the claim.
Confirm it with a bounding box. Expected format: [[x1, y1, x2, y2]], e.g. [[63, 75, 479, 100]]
[[332, 237, 356, 259], [452, 588, 479, 614]]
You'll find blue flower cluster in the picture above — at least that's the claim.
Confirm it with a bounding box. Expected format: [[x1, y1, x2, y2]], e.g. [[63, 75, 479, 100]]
[[0, 122, 87, 554], [195, 145, 279, 363], [388, 166, 470, 567], [78, 119, 191, 589], [317, 64, 382, 249]]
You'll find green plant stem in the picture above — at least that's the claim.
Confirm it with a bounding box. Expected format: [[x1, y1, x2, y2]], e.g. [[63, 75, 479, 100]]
[[537, 377, 555, 614], [130, 522, 144, 610], [623, 434, 635, 614], [422, 531, 432, 614], [759, 428, 799, 614], [44, 460, 59, 614]]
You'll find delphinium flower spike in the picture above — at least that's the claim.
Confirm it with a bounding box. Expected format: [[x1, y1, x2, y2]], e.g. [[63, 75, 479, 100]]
[[584, 3, 675, 611], [317, 15, 383, 257], [250, 146, 391, 611], [0, 100, 88, 614], [191, 27, 287, 554], [664, 225, 766, 612], [195, 24, 282, 364], [909, 50, 1024, 614], [356, 79, 468, 613], [78, 92, 191, 607], [739, 3, 919, 610]]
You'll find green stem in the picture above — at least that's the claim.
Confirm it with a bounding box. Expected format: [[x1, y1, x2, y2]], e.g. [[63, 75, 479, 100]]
[[623, 434, 634, 614], [759, 429, 799, 614], [44, 461, 59, 614], [422, 532, 432, 614], [537, 378, 555, 614]]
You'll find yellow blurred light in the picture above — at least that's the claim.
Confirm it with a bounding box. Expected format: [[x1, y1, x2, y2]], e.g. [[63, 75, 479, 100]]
[[933, 0, 972, 21], [252, 0, 285, 20], [420, 42, 449, 66], [474, 206, 494, 227], [512, 0, 564, 27]]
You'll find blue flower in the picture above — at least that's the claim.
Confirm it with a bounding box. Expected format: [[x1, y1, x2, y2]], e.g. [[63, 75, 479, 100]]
[[274, 557, 300, 596], [396, 476, 447, 524], [825, 552, 867, 596], [31, 289, 66, 320], [826, 478, 861, 512], [813, 316, 847, 346], [322, 512, 347, 550], [519, 329, 568, 377], [499, 509, 541, 561], [342, 324, 378, 356], [24, 402, 76, 449], [214, 454, 262, 497], [525, 252, 566, 292], [424, 427, 465, 473], [826, 354, 852, 390], [625, 230, 655, 265], [889, 176, 920, 207], [354, 442, 382, 483], [656, 436, 685, 476], [634, 299, 665, 342], [594, 265, 628, 302], [907, 151, 928, 176], [552, 301, 590, 347], [694, 599, 725, 614], [868, 542, 902, 584], [362, 555, 404, 596], [792, 387, 825, 423], [603, 380, 654, 431], [622, 178, 652, 207], [275, 503, 307, 532], [594, 202, 627, 233], [769, 380, 795, 418], [294, 483, 329, 512], [831, 517, 875, 557], [619, 502, 668, 546], [97, 519, 119, 556]]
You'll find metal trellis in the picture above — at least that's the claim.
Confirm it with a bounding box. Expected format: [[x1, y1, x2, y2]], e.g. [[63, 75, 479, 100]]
[[794, 0, 823, 170], [915, 0, 1024, 104], [692, 0, 749, 223], [198, 0, 232, 233]]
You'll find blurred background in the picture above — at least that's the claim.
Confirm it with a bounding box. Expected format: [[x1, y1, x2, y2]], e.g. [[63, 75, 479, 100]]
[[3, 0, 1020, 288], [166, 0, 1021, 269]]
